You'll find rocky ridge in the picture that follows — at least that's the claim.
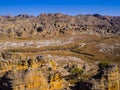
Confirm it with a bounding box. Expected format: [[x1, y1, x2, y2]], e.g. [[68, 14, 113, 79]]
[[0, 14, 120, 39]]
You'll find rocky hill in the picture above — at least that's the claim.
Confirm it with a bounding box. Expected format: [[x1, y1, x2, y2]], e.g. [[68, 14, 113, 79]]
[[0, 13, 120, 90], [0, 13, 120, 39]]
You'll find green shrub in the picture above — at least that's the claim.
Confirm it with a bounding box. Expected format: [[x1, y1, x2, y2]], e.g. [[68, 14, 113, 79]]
[[70, 68, 83, 76], [98, 62, 109, 70], [65, 68, 83, 83]]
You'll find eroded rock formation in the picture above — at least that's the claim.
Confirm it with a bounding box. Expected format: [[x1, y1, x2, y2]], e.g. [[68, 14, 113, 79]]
[[73, 65, 119, 90], [0, 14, 120, 39], [0, 13, 120, 90]]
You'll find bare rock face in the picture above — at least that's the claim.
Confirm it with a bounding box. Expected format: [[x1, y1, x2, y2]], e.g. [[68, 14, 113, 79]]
[[1, 51, 88, 90], [0, 56, 68, 90], [0, 68, 49, 90], [73, 65, 119, 90]]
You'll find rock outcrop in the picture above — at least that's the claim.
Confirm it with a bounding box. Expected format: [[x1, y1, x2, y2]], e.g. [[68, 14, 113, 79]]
[[0, 50, 89, 90], [73, 65, 119, 90]]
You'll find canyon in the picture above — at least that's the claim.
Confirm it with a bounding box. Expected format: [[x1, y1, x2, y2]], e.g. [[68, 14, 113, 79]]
[[0, 13, 120, 90]]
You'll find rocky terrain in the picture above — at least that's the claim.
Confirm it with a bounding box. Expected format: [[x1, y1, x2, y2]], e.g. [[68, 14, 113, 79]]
[[0, 13, 120, 90], [0, 13, 120, 39]]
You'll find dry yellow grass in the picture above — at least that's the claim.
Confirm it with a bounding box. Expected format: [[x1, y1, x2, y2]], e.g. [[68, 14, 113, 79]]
[[2, 34, 120, 64]]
